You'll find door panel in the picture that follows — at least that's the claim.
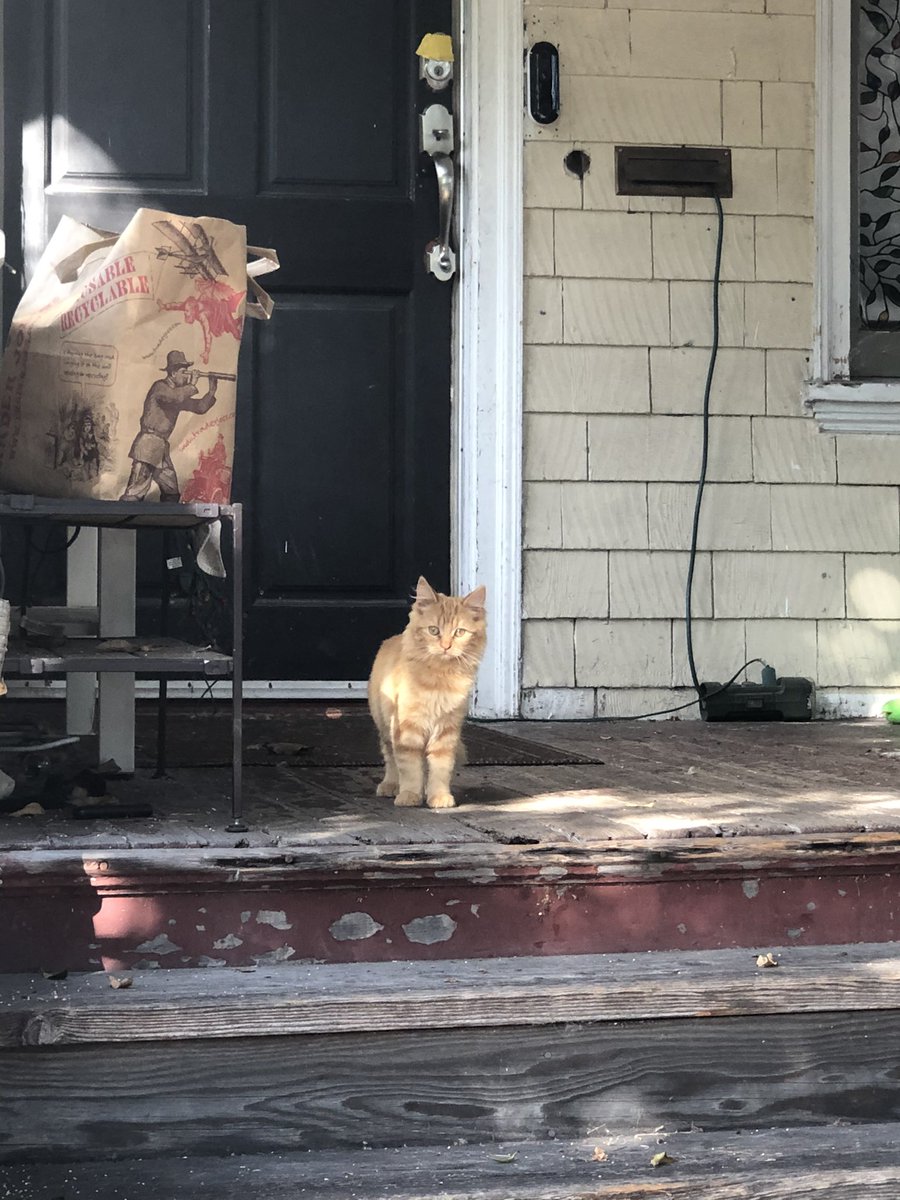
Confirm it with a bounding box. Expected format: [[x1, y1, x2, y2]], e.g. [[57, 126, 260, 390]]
[[3, 0, 453, 680], [255, 297, 398, 591]]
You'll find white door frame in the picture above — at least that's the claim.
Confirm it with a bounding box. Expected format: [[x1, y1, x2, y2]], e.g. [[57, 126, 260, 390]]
[[454, 0, 523, 718]]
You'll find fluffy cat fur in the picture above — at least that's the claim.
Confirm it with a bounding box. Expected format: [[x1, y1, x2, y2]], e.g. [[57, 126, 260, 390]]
[[367, 576, 487, 810]]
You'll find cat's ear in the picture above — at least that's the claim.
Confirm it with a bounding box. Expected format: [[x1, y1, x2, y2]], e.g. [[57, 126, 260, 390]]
[[415, 576, 438, 607], [463, 584, 486, 612]]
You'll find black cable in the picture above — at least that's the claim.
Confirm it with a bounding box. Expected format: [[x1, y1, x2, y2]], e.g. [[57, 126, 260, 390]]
[[25, 524, 82, 554], [685, 193, 724, 696], [599, 194, 753, 723], [599, 657, 765, 722]]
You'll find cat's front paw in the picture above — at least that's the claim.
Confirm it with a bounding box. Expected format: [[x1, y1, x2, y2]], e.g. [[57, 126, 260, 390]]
[[376, 779, 398, 797], [426, 792, 456, 810], [394, 790, 424, 807]]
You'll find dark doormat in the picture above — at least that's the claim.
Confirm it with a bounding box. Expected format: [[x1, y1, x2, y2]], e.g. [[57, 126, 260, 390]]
[[133, 703, 605, 768]]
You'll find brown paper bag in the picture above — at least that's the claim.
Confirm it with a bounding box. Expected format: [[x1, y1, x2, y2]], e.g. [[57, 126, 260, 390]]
[[0, 208, 277, 503]]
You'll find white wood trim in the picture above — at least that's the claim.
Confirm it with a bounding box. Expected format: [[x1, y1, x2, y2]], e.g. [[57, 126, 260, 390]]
[[815, 691, 900, 719], [455, 0, 523, 718], [807, 380, 900, 432], [809, 0, 900, 434], [813, 0, 852, 385]]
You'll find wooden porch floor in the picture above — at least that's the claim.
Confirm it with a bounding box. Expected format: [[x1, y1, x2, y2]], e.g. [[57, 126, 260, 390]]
[[1, 706, 899, 853]]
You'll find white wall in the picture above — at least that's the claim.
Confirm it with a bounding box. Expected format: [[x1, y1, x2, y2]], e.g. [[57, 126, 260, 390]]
[[521, 0, 900, 719]]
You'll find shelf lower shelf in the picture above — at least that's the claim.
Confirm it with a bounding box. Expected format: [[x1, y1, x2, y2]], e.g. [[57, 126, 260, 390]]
[[5, 637, 232, 677]]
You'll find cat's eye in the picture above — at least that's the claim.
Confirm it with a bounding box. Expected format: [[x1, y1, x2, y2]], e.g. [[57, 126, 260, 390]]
[[428, 625, 440, 635], [454, 628, 467, 637]]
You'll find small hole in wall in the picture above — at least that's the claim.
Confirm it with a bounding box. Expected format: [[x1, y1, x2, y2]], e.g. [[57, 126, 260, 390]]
[[564, 149, 590, 180]]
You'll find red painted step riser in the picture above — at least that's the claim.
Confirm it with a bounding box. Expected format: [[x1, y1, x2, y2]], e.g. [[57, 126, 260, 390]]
[[2, 870, 897, 972]]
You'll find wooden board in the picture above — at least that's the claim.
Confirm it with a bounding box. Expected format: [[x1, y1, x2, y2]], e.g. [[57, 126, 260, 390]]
[[6, 1124, 900, 1198], [5, 829, 900, 889], [3, 942, 900, 1048], [1, 713, 900, 856], [2, 1007, 900, 1159]]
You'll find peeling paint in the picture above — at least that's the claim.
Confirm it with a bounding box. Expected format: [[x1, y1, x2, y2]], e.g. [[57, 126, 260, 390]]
[[134, 934, 181, 955], [787, 927, 805, 939], [195, 925, 206, 932], [540, 866, 568, 880], [677, 923, 687, 934], [240, 910, 251, 923], [212, 933, 244, 950], [838, 889, 847, 897], [196, 956, 227, 968], [445, 899, 461, 906], [255, 910, 293, 930], [806, 901, 817, 911], [167, 918, 177, 926], [470, 904, 481, 917], [402, 914, 458, 944], [329, 912, 385, 941], [253, 945, 296, 964], [435, 868, 497, 883], [742, 879, 760, 899]]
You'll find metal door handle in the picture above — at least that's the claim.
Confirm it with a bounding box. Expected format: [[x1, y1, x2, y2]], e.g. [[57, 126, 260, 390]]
[[428, 152, 455, 281], [420, 104, 456, 282]]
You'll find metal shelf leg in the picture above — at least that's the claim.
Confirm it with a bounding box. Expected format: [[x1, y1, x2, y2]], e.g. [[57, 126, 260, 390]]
[[225, 502, 246, 833]]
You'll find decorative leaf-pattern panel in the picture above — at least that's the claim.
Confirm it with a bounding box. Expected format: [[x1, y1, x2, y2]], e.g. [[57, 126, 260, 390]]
[[859, 0, 900, 327]]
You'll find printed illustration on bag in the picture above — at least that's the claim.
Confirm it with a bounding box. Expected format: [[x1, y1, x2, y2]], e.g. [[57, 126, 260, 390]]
[[119, 349, 220, 502], [0, 207, 277, 503], [153, 219, 245, 364], [47, 398, 115, 483], [180, 432, 233, 506]]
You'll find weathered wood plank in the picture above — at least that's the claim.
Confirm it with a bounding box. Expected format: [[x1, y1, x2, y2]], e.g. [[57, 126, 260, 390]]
[[2, 715, 900, 858], [4, 830, 900, 891], [1, 1009, 899, 1160], [6, 1124, 900, 1197], [2, 943, 900, 1047]]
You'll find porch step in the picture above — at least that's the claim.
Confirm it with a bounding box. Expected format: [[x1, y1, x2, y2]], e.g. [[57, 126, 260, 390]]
[[6, 1124, 900, 1199], [4, 832, 900, 971], [1, 943, 900, 1165]]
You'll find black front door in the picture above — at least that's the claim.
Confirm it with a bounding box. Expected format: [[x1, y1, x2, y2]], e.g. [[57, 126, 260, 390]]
[[3, 0, 453, 680]]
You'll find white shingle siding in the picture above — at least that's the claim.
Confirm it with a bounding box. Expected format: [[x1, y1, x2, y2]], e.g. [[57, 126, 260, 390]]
[[521, 1, 900, 718], [525, 346, 650, 413], [650, 348, 765, 415], [648, 483, 771, 550], [522, 620, 576, 688]]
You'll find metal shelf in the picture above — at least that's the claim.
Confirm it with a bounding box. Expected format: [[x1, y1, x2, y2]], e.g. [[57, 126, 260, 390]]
[[0, 493, 234, 528], [0, 494, 245, 831], [6, 636, 232, 677]]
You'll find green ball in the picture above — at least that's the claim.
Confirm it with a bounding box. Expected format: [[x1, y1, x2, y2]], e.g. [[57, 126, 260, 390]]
[[883, 699, 900, 724]]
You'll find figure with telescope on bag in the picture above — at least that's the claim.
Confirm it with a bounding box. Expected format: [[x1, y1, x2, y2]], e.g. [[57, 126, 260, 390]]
[[119, 348, 228, 502]]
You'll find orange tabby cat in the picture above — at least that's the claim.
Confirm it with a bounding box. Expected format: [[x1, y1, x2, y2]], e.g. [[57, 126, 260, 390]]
[[367, 576, 487, 810]]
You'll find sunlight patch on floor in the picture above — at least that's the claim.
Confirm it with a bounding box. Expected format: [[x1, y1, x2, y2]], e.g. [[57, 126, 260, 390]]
[[487, 790, 654, 814]]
